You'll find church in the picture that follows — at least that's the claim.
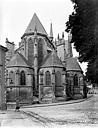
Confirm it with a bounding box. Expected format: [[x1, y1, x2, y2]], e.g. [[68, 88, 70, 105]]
[[6, 13, 84, 104]]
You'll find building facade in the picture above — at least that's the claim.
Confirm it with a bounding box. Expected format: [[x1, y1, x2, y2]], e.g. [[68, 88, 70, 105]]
[[6, 13, 84, 104], [0, 45, 7, 109]]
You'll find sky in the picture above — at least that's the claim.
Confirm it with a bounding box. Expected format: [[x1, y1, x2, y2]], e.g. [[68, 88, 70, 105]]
[[0, 0, 87, 73]]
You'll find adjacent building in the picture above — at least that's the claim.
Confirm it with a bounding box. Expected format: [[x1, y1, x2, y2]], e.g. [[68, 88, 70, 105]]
[[0, 45, 7, 110]]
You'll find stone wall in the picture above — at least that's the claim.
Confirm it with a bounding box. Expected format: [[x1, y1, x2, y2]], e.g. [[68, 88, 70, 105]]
[[6, 67, 33, 104], [39, 67, 66, 103], [66, 71, 84, 99], [0, 46, 7, 110]]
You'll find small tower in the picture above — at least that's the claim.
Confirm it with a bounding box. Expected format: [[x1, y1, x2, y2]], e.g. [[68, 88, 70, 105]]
[[61, 32, 67, 66], [62, 32, 66, 64], [68, 33, 73, 58], [57, 33, 60, 45], [54, 38, 57, 53], [49, 23, 53, 42], [34, 26, 38, 91]]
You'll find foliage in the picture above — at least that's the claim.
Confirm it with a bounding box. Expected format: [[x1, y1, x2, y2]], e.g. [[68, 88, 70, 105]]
[[66, 0, 96, 62], [66, 0, 98, 84], [86, 57, 98, 84]]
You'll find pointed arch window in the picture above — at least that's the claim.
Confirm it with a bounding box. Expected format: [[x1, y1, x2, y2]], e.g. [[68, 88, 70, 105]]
[[45, 71, 51, 86], [9, 71, 15, 85], [38, 38, 43, 66], [74, 74, 78, 87], [55, 71, 61, 86], [20, 71, 26, 85]]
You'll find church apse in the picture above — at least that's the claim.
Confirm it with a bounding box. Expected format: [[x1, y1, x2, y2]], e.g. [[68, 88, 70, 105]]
[[5, 13, 84, 105], [27, 37, 34, 66]]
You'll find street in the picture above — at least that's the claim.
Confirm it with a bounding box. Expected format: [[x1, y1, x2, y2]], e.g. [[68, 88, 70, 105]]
[[0, 94, 98, 128]]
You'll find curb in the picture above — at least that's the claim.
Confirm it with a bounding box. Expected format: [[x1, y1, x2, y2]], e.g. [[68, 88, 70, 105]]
[[21, 95, 93, 108]]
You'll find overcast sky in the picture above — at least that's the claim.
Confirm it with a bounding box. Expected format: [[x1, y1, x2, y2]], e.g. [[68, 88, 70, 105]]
[[0, 0, 73, 45], [0, 0, 87, 73]]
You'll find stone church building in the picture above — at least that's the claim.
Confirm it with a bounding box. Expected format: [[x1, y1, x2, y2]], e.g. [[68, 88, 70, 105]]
[[6, 13, 84, 104]]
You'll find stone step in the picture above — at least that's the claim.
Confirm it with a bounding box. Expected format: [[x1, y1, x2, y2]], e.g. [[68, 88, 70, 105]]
[[7, 102, 16, 109], [41, 97, 53, 103], [55, 97, 66, 101], [73, 94, 83, 100]]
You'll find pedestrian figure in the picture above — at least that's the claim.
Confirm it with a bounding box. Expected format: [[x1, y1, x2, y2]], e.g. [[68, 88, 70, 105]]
[[15, 99, 20, 112]]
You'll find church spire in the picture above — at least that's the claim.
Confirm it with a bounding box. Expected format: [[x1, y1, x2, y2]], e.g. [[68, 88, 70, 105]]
[[49, 22, 53, 42]]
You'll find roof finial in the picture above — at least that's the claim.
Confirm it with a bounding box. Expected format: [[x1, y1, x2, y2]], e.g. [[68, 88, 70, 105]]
[[34, 25, 37, 34], [62, 32, 64, 39], [34, 25, 37, 33], [5, 38, 9, 43], [57, 33, 59, 40], [49, 22, 53, 42]]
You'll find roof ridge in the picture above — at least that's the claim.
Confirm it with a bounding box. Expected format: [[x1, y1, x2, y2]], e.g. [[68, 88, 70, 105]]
[[66, 57, 82, 71], [17, 52, 30, 66], [7, 52, 31, 68], [41, 52, 52, 66], [24, 13, 47, 35], [41, 51, 64, 68]]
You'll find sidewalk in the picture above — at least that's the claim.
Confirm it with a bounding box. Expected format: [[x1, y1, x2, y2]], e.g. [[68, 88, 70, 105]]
[[0, 110, 44, 127], [21, 94, 93, 108]]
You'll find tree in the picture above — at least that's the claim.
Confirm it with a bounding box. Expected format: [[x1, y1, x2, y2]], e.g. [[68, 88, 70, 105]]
[[86, 61, 95, 83], [86, 58, 98, 84], [66, 0, 98, 84]]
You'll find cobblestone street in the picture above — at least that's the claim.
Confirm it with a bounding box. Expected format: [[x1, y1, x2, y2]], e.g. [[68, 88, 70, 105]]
[[22, 94, 98, 128]]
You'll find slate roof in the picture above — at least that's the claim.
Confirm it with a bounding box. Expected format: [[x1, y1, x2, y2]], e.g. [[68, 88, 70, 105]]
[[24, 13, 47, 36], [41, 51, 64, 68], [7, 52, 31, 68], [66, 57, 82, 72], [0, 45, 8, 52]]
